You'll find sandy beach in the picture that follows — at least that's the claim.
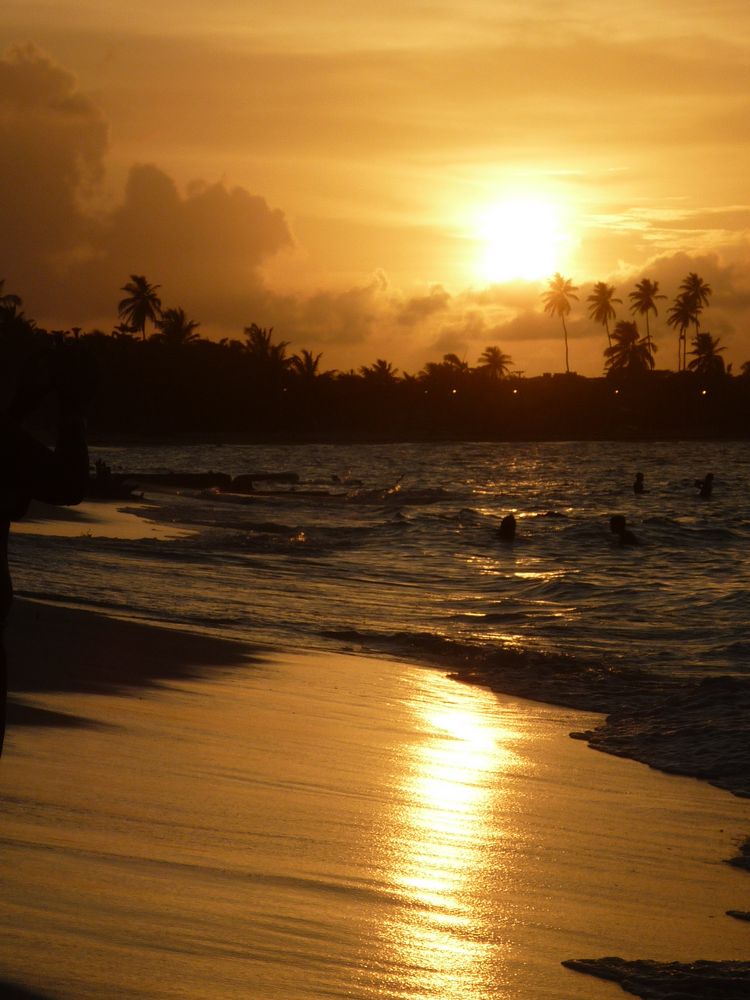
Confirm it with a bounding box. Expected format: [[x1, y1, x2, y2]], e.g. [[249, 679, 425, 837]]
[[1, 599, 749, 999]]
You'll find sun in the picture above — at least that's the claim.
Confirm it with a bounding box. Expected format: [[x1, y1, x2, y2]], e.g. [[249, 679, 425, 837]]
[[474, 197, 568, 283]]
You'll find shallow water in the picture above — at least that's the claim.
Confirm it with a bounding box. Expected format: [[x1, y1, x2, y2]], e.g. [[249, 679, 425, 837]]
[[10, 439, 750, 677]]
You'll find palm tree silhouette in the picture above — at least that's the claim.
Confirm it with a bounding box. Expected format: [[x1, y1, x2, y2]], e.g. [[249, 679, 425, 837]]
[[587, 282, 620, 348], [441, 353, 470, 375], [604, 320, 655, 375], [0, 279, 22, 311], [118, 276, 162, 341], [543, 273, 579, 373], [290, 349, 325, 379], [667, 273, 712, 371], [688, 332, 725, 377], [359, 359, 400, 383], [243, 324, 291, 379], [628, 278, 665, 357], [153, 307, 201, 347], [476, 345, 513, 379], [680, 272, 712, 315], [667, 294, 696, 371], [679, 273, 712, 363]]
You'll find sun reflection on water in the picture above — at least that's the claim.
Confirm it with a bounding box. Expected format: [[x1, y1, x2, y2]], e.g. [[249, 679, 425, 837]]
[[379, 674, 521, 999]]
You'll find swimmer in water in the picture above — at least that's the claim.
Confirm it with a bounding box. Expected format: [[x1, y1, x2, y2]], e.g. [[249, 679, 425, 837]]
[[633, 472, 646, 495], [497, 513, 516, 542], [695, 472, 713, 499], [610, 514, 639, 546]]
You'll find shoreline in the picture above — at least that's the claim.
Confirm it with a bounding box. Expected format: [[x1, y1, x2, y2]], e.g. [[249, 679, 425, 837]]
[[446, 651, 750, 883], [87, 429, 750, 448], [4, 598, 750, 999]]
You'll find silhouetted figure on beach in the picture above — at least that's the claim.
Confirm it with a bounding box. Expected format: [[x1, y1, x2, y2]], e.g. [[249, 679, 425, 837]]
[[610, 514, 639, 546], [497, 513, 516, 542], [1, 340, 92, 756], [695, 473, 713, 499], [633, 472, 646, 495]]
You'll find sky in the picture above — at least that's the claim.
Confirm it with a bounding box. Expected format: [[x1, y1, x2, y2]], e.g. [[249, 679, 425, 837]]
[[2, 0, 750, 376]]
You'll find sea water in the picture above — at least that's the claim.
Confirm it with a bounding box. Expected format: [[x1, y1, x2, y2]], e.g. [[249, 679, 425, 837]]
[[9, 438, 750, 678]]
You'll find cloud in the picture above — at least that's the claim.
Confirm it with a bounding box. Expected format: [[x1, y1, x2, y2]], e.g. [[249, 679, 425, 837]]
[[71, 164, 293, 321], [0, 43, 107, 278], [0, 44, 292, 330], [396, 285, 451, 326]]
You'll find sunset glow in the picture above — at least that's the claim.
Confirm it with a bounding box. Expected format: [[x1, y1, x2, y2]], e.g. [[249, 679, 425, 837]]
[[2, 2, 750, 376], [475, 198, 569, 283]]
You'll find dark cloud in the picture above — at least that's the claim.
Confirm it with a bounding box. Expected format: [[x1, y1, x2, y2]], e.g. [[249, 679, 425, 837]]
[[0, 43, 107, 283], [396, 285, 451, 326], [266, 271, 390, 352], [70, 164, 292, 320], [0, 44, 292, 330]]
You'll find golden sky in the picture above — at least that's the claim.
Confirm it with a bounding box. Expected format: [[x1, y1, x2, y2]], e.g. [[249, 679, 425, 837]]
[[2, 0, 750, 375]]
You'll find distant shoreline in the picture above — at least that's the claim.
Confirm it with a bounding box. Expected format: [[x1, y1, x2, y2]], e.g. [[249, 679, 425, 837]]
[[87, 429, 750, 448]]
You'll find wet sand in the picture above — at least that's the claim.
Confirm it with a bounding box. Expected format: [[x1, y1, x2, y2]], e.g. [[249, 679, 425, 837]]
[[2, 600, 750, 999]]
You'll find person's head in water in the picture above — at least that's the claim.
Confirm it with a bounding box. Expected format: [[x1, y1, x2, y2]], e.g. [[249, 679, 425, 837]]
[[633, 472, 645, 494], [610, 514, 639, 546], [498, 513, 516, 541], [695, 472, 714, 498]]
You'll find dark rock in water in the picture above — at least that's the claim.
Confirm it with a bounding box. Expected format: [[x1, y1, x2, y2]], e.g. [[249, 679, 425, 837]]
[[562, 957, 750, 998]]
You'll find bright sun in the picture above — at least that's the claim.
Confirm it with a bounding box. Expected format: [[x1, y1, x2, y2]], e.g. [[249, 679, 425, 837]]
[[475, 197, 568, 283]]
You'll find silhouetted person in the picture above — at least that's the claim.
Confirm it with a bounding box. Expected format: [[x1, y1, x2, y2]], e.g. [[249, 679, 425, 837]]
[[633, 472, 646, 495], [94, 458, 112, 485], [610, 514, 639, 546], [1, 341, 92, 756], [695, 472, 713, 499], [497, 513, 516, 542]]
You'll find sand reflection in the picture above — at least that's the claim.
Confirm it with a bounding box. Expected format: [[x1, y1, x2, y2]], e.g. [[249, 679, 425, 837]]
[[380, 673, 520, 999]]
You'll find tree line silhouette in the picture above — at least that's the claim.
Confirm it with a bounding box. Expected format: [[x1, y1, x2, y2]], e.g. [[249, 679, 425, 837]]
[[544, 270, 726, 377], [2, 274, 749, 441]]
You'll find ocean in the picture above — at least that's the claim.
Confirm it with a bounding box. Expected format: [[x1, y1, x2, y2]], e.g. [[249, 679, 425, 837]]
[[9, 438, 750, 679]]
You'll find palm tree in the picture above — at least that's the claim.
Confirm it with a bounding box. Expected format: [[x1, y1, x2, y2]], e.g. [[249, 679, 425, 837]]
[[118, 275, 162, 341], [359, 359, 399, 383], [111, 322, 136, 339], [587, 282, 620, 348], [679, 272, 712, 318], [290, 349, 325, 379], [0, 279, 22, 311], [687, 332, 726, 377], [677, 273, 712, 370], [419, 355, 461, 388], [476, 345, 513, 379], [0, 299, 35, 345], [153, 307, 201, 347], [243, 324, 291, 382], [441, 353, 470, 375], [666, 294, 696, 371], [543, 273, 579, 373], [628, 278, 665, 357], [604, 320, 655, 375]]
